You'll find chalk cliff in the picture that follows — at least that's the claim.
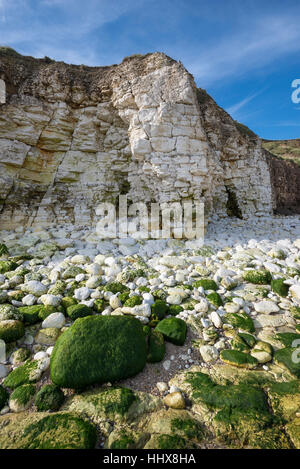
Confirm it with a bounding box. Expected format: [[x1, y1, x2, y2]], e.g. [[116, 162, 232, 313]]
[[0, 48, 292, 229]]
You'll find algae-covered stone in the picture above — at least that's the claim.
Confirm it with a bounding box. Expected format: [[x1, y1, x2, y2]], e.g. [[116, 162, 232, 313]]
[[271, 279, 289, 297], [220, 349, 258, 369], [238, 332, 256, 348], [275, 332, 300, 348], [145, 408, 204, 444], [18, 305, 42, 324], [231, 336, 250, 352], [124, 295, 143, 307], [207, 291, 223, 307], [50, 315, 147, 388], [0, 385, 8, 410], [62, 265, 85, 280], [168, 305, 184, 316], [61, 296, 78, 310], [93, 298, 108, 313], [3, 360, 42, 389], [274, 347, 300, 378], [155, 317, 187, 346], [48, 280, 66, 295], [0, 412, 97, 449], [151, 300, 169, 320], [66, 303, 93, 320], [0, 303, 23, 321], [35, 327, 61, 345], [0, 320, 24, 343], [0, 260, 18, 274], [224, 311, 255, 333], [62, 387, 138, 422], [147, 330, 165, 363], [243, 270, 272, 285], [103, 282, 129, 294], [11, 348, 31, 365], [34, 384, 64, 411], [9, 384, 36, 412], [192, 278, 218, 291]]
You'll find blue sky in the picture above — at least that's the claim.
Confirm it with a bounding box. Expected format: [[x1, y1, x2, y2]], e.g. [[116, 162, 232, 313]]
[[0, 0, 300, 139]]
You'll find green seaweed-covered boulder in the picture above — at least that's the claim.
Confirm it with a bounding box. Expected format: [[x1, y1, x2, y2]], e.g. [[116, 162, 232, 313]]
[[151, 300, 169, 320], [0, 320, 25, 343], [147, 330, 165, 363], [34, 384, 65, 411], [18, 305, 42, 325], [66, 303, 93, 320], [0, 412, 97, 449], [50, 315, 147, 389], [9, 384, 36, 412], [155, 317, 187, 346]]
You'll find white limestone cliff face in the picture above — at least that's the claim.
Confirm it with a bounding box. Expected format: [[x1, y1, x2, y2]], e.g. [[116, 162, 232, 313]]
[[0, 50, 273, 229]]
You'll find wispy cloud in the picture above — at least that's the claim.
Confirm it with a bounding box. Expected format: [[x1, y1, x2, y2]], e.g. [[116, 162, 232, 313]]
[[0, 0, 147, 64], [226, 90, 263, 116], [186, 12, 300, 85]]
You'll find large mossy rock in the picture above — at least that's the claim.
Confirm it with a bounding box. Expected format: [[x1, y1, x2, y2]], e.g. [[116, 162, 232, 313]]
[[50, 315, 147, 389], [155, 317, 187, 345], [0, 412, 97, 449]]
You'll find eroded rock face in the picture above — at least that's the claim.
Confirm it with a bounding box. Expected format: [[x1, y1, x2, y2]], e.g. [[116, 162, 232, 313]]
[[0, 49, 274, 229], [265, 151, 300, 215]]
